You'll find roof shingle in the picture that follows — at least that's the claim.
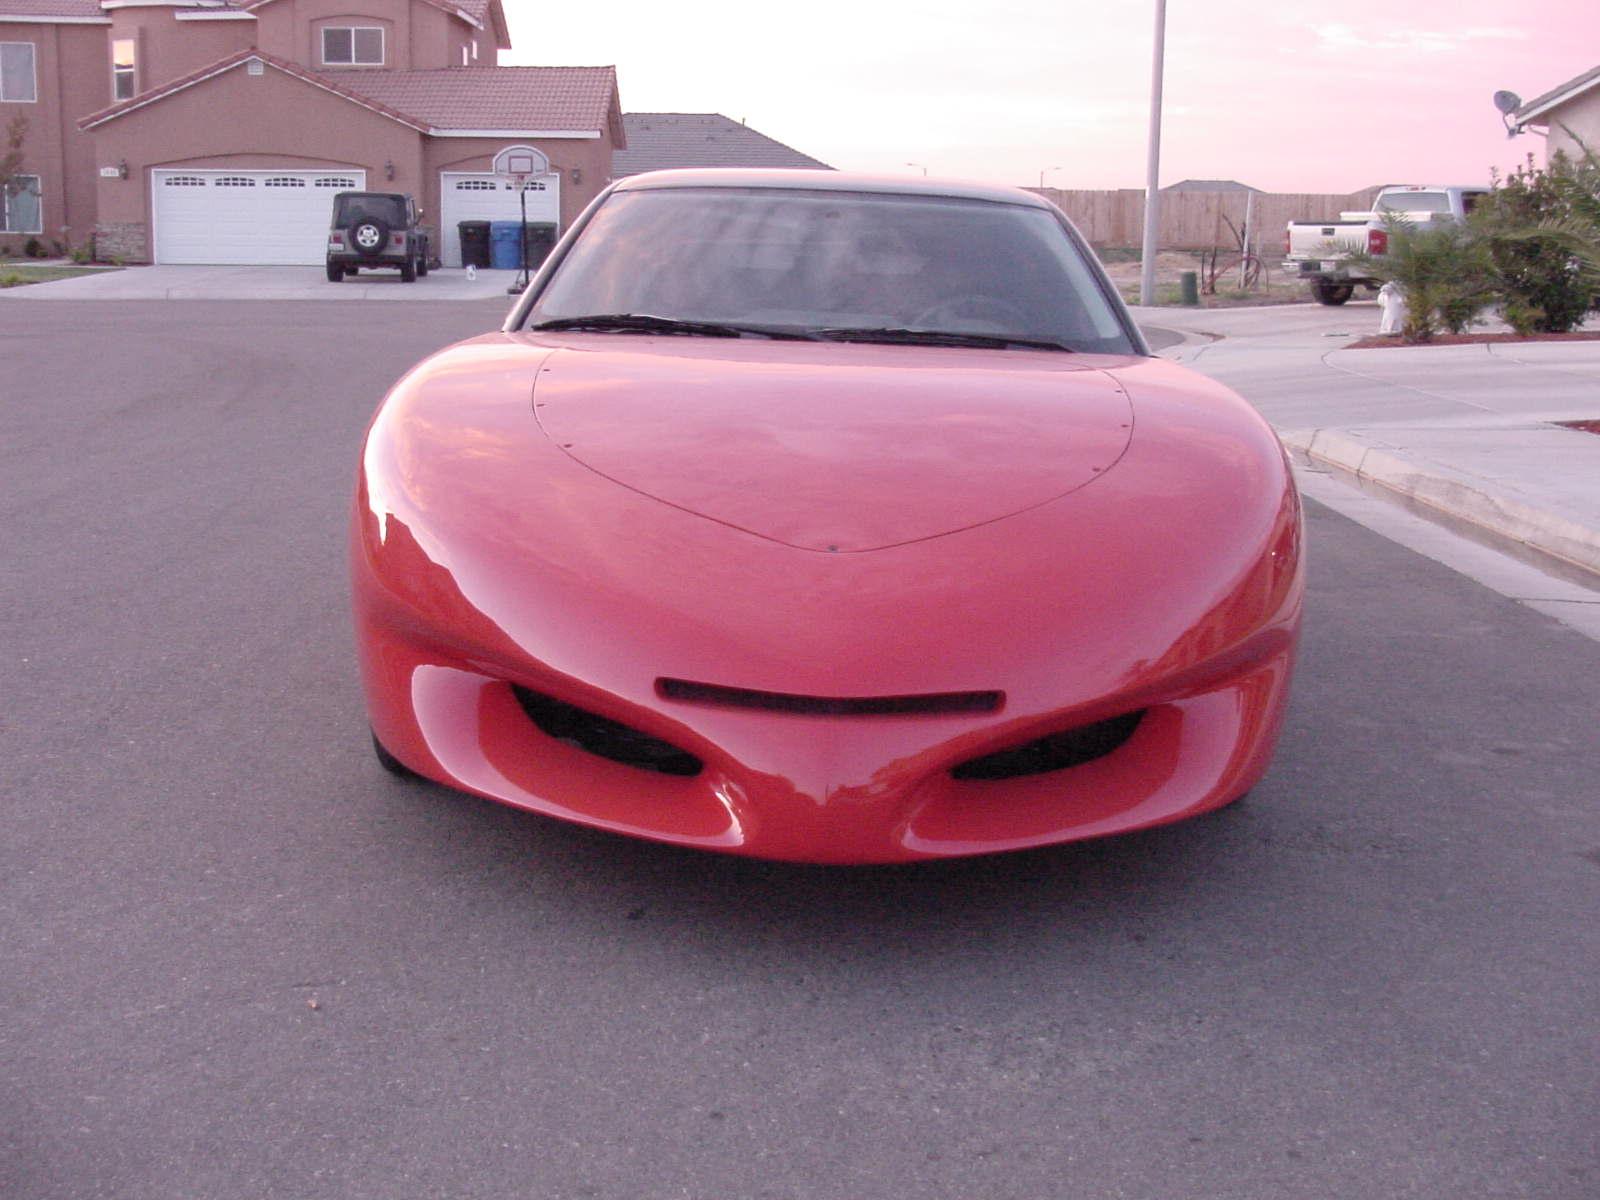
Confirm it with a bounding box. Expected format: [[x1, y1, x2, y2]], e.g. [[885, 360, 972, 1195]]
[[613, 113, 829, 178], [0, 0, 103, 19], [333, 66, 619, 133]]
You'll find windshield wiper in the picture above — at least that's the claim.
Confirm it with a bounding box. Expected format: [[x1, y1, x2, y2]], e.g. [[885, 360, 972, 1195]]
[[529, 313, 812, 340], [810, 327, 1076, 352]]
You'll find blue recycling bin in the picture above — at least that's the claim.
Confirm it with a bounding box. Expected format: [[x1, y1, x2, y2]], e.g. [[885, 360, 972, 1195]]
[[489, 220, 524, 270]]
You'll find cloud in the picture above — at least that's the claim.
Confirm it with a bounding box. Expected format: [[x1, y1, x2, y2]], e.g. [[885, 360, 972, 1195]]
[[1313, 23, 1531, 54]]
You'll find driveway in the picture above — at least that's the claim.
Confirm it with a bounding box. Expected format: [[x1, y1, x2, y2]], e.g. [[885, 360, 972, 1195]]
[[0, 263, 526, 302]]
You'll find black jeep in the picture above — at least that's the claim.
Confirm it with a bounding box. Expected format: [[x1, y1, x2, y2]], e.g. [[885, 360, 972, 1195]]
[[326, 191, 429, 282]]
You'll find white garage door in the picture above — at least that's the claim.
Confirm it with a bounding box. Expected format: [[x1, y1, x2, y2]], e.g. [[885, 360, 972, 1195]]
[[151, 169, 366, 265], [439, 173, 561, 267]]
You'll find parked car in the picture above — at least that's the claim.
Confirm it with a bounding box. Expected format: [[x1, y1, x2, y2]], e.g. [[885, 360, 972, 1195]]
[[326, 191, 429, 282], [1283, 184, 1489, 304], [351, 169, 1305, 863]]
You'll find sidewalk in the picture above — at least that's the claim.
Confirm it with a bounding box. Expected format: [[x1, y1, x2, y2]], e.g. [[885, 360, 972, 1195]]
[[1133, 303, 1600, 578], [0, 262, 522, 302]]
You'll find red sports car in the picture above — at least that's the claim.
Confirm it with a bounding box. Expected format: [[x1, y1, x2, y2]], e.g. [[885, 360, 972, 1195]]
[[352, 170, 1303, 863]]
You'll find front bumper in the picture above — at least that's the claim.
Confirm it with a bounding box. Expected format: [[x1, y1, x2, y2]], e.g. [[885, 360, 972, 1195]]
[[355, 613, 1297, 864]]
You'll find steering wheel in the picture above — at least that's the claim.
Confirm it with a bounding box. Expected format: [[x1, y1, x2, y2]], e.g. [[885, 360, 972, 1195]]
[[910, 294, 1032, 333]]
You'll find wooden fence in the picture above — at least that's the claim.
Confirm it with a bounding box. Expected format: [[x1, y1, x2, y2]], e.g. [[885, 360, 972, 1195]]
[[1031, 187, 1384, 252]]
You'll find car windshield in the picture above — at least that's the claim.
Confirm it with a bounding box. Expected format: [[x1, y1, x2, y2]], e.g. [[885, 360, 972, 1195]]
[[334, 194, 407, 226], [525, 187, 1136, 354]]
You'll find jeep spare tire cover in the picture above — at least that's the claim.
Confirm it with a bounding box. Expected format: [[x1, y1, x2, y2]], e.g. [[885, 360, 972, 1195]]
[[351, 218, 389, 258]]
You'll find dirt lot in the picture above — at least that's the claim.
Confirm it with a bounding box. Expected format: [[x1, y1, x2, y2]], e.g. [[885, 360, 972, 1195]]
[[1097, 248, 1318, 308]]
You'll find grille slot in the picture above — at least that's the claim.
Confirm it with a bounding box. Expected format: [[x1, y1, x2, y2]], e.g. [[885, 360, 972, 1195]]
[[952, 710, 1144, 780], [512, 686, 702, 777], [658, 678, 1003, 716]]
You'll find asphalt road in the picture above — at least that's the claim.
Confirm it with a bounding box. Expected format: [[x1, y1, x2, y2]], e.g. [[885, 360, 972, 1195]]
[[4, 302, 1598, 1200]]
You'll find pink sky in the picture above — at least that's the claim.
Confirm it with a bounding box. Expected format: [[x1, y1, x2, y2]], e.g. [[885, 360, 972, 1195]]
[[504, 0, 1597, 193]]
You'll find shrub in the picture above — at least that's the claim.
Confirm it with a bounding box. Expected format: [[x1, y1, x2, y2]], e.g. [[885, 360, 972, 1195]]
[[1470, 149, 1600, 334], [24, 237, 43, 258], [1345, 215, 1498, 342]]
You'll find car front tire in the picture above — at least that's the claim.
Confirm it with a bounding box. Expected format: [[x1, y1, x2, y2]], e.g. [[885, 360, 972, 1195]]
[[372, 731, 423, 781]]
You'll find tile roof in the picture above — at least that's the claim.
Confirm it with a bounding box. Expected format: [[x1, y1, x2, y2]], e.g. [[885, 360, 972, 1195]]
[[79, 49, 428, 131], [332, 66, 619, 134], [79, 52, 619, 139], [613, 113, 830, 178], [0, 0, 103, 19]]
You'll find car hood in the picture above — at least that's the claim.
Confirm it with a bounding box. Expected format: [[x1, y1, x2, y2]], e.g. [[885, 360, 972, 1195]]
[[529, 338, 1134, 552]]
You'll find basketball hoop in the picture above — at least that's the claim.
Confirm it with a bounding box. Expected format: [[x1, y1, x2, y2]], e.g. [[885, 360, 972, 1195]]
[[491, 146, 551, 293]]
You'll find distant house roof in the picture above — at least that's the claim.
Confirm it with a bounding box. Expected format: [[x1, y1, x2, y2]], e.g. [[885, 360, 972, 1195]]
[[333, 66, 622, 137], [613, 113, 829, 178], [0, 0, 105, 20], [1514, 63, 1600, 125], [79, 52, 621, 141], [1161, 179, 1260, 193]]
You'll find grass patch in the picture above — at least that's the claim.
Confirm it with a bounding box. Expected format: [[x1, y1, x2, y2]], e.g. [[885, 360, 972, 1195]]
[[0, 264, 121, 288]]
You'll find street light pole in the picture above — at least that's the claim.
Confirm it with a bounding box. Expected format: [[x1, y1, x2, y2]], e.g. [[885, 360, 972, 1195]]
[[1138, 0, 1167, 307]]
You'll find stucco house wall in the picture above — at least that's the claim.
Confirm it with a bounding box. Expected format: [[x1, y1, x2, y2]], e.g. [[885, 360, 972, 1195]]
[[1, 20, 106, 253], [1546, 90, 1600, 163], [89, 61, 423, 260], [107, 7, 252, 97], [253, 0, 464, 71]]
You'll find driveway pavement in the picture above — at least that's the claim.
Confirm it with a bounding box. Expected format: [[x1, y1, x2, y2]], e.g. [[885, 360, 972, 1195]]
[[0, 263, 525, 302], [1135, 302, 1600, 581]]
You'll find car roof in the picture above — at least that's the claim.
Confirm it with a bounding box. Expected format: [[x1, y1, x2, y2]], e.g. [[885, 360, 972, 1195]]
[[610, 169, 1055, 210]]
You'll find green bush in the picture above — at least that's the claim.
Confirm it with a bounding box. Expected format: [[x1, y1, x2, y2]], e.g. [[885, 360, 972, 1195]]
[[1345, 215, 1498, 341], [1470, 149, 1600, 334]]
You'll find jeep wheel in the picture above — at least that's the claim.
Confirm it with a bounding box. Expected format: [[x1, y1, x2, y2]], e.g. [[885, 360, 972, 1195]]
[[400, 255, 417, 283], [416, 253, 429, 278], [350, 218, 389, 260], [325, 262, 343, 282]]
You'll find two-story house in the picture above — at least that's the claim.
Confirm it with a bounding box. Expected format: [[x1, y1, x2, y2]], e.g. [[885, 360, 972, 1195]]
[[0, 0, 624, 265]]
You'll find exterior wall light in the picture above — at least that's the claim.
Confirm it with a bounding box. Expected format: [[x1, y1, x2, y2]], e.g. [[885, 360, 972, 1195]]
[[385, 159, 396, 181], [570, 166, 582, 185], [118, 159, 129, 179]]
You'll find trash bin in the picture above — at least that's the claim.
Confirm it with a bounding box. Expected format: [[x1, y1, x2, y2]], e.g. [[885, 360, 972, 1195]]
[[521, 222, 558, 270], [489, 221, 526, 270], [457, 220, 491, 269]]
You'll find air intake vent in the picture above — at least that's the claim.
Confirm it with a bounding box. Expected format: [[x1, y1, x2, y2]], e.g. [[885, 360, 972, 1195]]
[[658, 678, 1003, 716], [512, 686, 702, 777], [952, 710, 1144, 780]]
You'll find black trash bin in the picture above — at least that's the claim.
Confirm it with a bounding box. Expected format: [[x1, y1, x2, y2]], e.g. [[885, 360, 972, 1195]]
[[457, 220, 491, 269], [521, 222, 558, 270]]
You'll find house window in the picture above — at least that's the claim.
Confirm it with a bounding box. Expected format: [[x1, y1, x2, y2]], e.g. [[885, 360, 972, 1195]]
[[315, 176, 358, 188], [1, 174, 42, 234], [111, 38, 136, 101], [471, 39, 478, 60], [1, 42, 37, 103], [460, 46, 468, 66], [322, 26, 383, 66]]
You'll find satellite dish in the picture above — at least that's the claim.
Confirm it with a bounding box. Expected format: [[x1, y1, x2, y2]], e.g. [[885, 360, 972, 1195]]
[[1492, 90, 1521, 116]]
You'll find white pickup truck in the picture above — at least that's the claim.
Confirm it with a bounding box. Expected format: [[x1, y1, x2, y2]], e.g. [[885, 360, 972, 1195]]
[[1283, 184, 1490, 305]]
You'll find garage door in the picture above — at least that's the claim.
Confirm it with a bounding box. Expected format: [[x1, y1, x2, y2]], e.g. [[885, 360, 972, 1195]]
[[439, 173, 560, 267], [151, 169, 366, 265]]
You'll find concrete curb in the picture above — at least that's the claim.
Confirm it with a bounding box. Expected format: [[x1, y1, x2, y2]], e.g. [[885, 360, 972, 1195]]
[[1281, 427, 1600, 577]]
